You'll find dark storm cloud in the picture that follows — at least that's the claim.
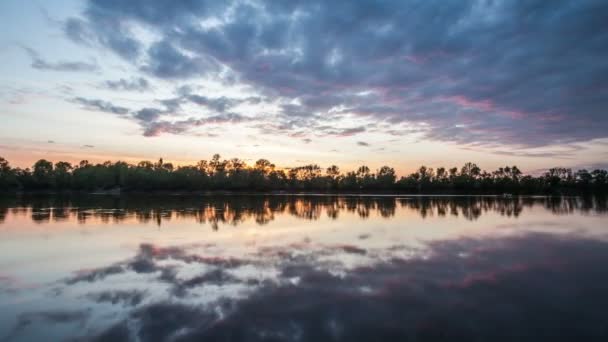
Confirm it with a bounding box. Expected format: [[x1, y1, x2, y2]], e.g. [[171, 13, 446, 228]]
[[101, 77, 151, 92], [66, 0, 608, 146], [22, 46, 98, 72]]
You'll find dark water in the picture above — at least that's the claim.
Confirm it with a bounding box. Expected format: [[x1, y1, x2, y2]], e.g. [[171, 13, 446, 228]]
[[0, 195, 607, 341]]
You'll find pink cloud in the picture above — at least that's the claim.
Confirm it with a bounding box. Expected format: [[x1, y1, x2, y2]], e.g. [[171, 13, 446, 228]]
[[447, 95, 526, 119]]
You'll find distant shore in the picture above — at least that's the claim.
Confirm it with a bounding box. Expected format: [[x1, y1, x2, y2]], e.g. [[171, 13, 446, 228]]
[[1, 156, 606, 195], [0, 189, 602, 197]]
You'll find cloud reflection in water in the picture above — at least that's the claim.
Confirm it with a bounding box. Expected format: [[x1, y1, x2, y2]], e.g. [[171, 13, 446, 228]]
[[1, 195, 607, 341], [57, 233, 608, 341]]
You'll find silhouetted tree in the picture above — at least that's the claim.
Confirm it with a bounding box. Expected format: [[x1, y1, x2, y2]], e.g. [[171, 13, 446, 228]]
[[377, 166, 396, 190], [0, 156, 605, 194], [0, 157, 18, 190], [32, 159, 54, 189]]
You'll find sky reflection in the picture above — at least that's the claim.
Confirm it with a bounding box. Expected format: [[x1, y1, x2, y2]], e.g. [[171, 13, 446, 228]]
[[0, 195, 607, 341]]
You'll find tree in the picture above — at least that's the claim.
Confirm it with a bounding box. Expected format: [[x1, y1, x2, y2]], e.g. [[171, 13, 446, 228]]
[[355, 166, 374, 189], [209, 154, 225, 174], [0, 156, 605, 195], [197, 160, 209, 175], [545, 167, 573, 188], [326, 165, 340, 178], [592, 169, 607, 186], [449, 167, 458, 180], [0, 157, 18, 190], [377, 166, 396, 189], [255, 159, 274, 174], [326, 165, 341, 190], [54, 161, 73, 189], [576, 169, 592, 187], [436, 167, 447, 183], [32, 159, 54, 189], [138, 161, 154, 169], [461, 162, 481, 178], [510, 166, 522, 181], [0, 157, 9, 173]]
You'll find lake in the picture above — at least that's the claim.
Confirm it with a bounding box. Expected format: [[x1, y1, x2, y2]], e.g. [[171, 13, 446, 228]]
[[0, 195, 607, 341]]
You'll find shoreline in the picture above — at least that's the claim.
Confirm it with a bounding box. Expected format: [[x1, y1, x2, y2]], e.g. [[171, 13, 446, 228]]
[[0, 190, 598, 198]]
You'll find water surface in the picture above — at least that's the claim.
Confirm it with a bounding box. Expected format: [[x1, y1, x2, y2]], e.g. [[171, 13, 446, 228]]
[[0, 195, 607, 341]]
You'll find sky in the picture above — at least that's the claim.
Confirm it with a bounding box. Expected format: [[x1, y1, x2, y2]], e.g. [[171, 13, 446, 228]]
[[0, 0, 607, 175]]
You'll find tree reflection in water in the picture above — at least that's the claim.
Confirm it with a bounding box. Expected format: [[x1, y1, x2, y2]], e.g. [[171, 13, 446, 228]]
[[0, 195, 606, 227]]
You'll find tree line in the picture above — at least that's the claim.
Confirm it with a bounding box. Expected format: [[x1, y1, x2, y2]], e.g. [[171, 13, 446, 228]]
[[0, 155, 606, 194]]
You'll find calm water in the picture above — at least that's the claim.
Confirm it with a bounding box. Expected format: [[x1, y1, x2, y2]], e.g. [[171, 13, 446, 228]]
[[0, 195, 607, 341]]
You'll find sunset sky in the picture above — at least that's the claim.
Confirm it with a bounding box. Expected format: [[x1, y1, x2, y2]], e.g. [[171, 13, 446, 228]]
[[1, 0, 607, 175]]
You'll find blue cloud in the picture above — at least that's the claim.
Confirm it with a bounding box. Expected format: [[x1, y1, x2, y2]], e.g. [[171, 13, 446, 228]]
[[64, 0, 608, 146], [102, 77, 151, 92], [72, 97, 129, 115], [23, 46, 98, 72]]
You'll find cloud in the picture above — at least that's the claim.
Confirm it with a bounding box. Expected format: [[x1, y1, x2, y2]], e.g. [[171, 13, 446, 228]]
[[86, 290, 147, 307], [73, 87, 266, 136], [170, 269, 240, 297], [77, 232, 608, 341], [186, 95, 262, 113], [357, 141, 370, 147], [22, 46, 98, 72], [64, 0, 608, 147], [18, 310, 90, 324], [6, 310, 90, 340], [320, 126, 367, 137], [142, 113, 251, 137], [133, 107, 165, 122], [72, 97, 129, 115], [101, 77, 151, 92], [65, 242, 249, 288], [66, 264, 125, 284], [336, 244, 367, 255], [14, 195, 601, 340], [72, 95, 253, 137], [141, 40, 218, 78], [63, 17, 141, 59]]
